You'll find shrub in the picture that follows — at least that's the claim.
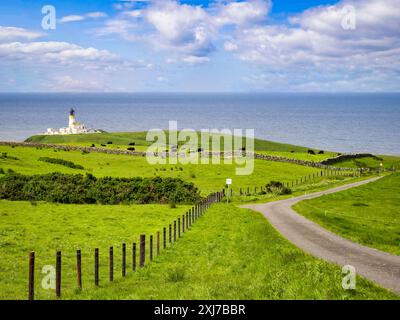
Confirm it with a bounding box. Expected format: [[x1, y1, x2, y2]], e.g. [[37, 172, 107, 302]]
[[107, 141, 113, 144], [318, 150, 325, 154], [0, 173, 201, 205], [0, 168, 4, 174], [169, 201, 177, 208], [38, 157, 84, 170], [307, 149, 316, 155], [265, 181, 292, 195], [127, 147, 135, 151], [0, 153, 19, 160], [90, 144, 95, 148], [129, 142, 135, 146]]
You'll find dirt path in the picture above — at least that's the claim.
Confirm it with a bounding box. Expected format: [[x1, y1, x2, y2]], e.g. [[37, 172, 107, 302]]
[[242, 177, 400, 294]]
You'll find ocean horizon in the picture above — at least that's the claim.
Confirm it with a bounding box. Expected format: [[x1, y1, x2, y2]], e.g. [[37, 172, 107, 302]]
[[0, 92, 399, 156]]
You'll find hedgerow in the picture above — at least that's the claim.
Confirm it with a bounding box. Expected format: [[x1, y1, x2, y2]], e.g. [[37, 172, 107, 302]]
[[0, 172, 201, 205]]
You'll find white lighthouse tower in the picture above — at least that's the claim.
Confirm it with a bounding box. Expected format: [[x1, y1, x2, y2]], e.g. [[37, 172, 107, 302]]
[[69, 108, 76, 128], [45, 108, 98, 135]]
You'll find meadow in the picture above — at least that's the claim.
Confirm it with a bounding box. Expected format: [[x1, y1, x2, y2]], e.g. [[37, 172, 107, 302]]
[[293, 173, 400, 256], [0, 145, 327, 195], [0, 133, 398, 299]]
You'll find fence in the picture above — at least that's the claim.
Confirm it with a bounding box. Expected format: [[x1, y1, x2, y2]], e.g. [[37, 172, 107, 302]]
[[27, 191, 224, 300], [225, 169, 360, 197]]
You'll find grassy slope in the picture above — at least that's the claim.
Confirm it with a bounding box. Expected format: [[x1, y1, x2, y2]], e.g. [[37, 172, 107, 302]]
[[332, 156, 400, 170], [0, 201, 190, 300], [25, 131, 326, 155], [294, 173, 400, 255], [63, 204, 396, 300], [0, 145, 324, 194]]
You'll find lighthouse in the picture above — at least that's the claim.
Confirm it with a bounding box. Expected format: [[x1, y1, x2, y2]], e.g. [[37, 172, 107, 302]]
[[44, 108, 98, 135], [69, 108, 76, 128]]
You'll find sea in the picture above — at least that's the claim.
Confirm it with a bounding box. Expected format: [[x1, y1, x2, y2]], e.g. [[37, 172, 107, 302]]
[[0, 93, 399, 155]]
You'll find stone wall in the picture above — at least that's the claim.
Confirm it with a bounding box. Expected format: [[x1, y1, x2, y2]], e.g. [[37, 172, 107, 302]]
[[0, 141, 361, 171]]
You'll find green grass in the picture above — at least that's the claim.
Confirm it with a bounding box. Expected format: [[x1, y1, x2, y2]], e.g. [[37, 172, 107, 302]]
[[0, 145, 326, 195], [332, 155, 400, 170], [25, 131, 326, 156], [0, 200, 190, 300], [58, 204, 396, 300], [294, 173, 400, 255]]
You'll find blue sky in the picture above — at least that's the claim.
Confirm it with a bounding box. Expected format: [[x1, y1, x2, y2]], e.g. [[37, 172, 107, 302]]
[[0, 0, 399, 92]]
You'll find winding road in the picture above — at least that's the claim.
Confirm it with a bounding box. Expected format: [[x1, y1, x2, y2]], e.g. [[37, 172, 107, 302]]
[[242, 177, 400, 294]]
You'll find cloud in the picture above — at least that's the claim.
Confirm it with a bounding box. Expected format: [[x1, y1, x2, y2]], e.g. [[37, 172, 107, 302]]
[[49, 75, 106, 91], [214, 0, 270, 26], [59, 12, 108, 24], [0, 40, 150, 71], [224, 0, 400, 78], [0, 26, 44, 42], [97, 0, 271, 64]]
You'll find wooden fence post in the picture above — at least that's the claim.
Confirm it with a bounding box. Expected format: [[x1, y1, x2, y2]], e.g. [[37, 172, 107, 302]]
[[157, 232, 160, 256], [182, 215, 185, 233], [76, 250, 82, 290], [109, 247, 114, 282], [173, 221, 176, 242], [28, 252, 35, 300], [178, 218, 181, 238], [139, 235, 145, 268], [169, 224, 172, 243], [132, 243, 136, 271], [163, 227, 166, 249], [56, 251, 61, 298], [150, 235, 153, 262], [94, 248, 99, 286], [122, 243, 126, 277], [186, 212, 189, 229]]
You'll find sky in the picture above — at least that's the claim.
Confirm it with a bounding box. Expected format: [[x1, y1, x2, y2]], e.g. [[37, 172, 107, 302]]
[[0, 0, 399, 92]]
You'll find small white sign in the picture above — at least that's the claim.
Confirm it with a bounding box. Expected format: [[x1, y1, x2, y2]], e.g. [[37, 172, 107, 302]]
[[226, 178, 232, 185]]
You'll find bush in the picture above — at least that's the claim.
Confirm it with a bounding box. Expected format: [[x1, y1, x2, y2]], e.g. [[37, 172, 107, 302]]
[[129, 142, 135, 146], [0, 168, 4, 174], [265, 181, 292, 195], [127, 147, 135, 151], [0, 173, 201, 205], [318, 150, 325, 154], [107, 141, 113, 144], [169, 201, 177, 208], [91, 144, 96, 148], [38, 157, 84, 170], [307, 149, 316, 155]]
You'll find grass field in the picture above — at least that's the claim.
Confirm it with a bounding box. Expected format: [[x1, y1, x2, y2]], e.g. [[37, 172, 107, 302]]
[[63, 204, 396, 300], [25, 132, 330, 157], [1, 132, 398, 300], [331, 156, 400, 170], [293, 173, 400, 255], [0, 201, 396, 300], [0, 145, 327, 194], [0, 201, 191, 299]]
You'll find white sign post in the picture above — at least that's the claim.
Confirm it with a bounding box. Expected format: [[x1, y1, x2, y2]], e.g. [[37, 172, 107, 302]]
[[226, 178, 232, 204]]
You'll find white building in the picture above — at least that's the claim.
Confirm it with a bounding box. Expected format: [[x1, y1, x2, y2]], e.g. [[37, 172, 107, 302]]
[[45, 108, 98, 135]]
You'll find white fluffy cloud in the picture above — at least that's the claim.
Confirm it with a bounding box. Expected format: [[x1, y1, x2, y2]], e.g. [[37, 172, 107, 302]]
[[0, 26, 44, 42], [59, 12, 108, 24], [0, 40, 149, 71], [99, 0, 271, 64], [225, 0, 400, 72]]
